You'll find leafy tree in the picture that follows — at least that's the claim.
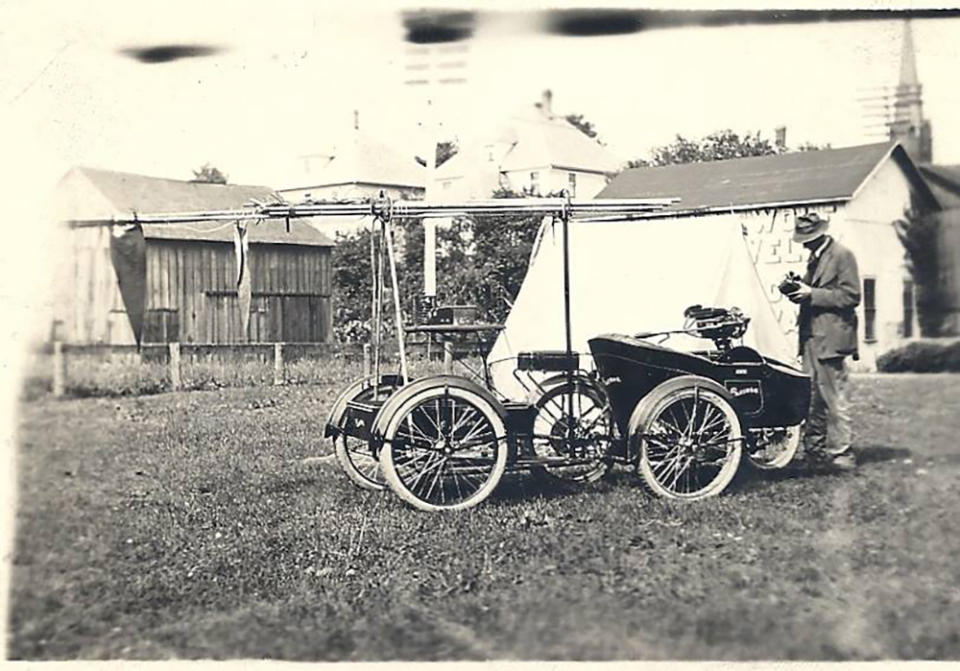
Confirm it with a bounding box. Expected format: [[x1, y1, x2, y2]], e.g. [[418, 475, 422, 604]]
[[895, 200, 946, 336], [627, 130, 834, 168], [565, 113, 598, 139], [191, 163, 228, 184], [627, 129, 777, 168], [796, 141, 833, 152]]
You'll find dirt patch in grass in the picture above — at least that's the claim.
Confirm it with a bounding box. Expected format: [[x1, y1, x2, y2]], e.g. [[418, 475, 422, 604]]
[[8, 375, 960, 660]]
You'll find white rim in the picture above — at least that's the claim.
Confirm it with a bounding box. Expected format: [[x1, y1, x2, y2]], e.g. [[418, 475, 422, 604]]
[[380, 386, 507, 512], [638, 387, 742, 500], [334, 434, 386, 490]]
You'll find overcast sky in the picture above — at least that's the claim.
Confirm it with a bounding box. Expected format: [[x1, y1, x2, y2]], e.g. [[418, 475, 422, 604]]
[[1, 2, 959, 348], [3, 2, 960, 190]]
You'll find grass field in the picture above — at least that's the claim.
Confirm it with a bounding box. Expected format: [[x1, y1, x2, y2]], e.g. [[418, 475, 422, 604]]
[[8, 374, 960, 660]]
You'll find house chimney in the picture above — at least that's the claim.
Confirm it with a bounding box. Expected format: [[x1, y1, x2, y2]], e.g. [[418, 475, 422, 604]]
[[539, 89, 553, 118], [775, 125, 787, 148], [353, 109, 359, 131]]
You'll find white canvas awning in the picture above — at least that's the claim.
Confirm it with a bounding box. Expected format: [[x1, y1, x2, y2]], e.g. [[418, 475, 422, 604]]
[[487, 214, 796, 401]]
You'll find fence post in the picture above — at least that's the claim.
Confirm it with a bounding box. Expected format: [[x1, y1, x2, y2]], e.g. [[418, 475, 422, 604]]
[[169, 342, 182, 391], [52, 341, 65, 398], [274, 342, 284, 386], [362, 343, 371, 377], [443, 340, 454, 374]]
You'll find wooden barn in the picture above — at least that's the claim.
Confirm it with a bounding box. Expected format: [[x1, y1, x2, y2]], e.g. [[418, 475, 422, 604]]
[[55, 167, 335, 345]]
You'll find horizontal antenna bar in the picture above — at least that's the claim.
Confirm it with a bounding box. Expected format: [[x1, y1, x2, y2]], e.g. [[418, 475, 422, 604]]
[[67, 196, 681, 227]]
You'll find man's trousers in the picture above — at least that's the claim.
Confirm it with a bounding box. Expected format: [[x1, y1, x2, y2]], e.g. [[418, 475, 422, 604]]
[[801, 339, 853, 457]]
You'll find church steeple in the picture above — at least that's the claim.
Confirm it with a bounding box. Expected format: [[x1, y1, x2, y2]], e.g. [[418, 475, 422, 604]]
[[889, 19, 932, 163]]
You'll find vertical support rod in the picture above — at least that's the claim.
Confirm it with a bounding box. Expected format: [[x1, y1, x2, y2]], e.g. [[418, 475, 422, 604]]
[[384, 219, 409, 384], [273, 342, 283, 386], [443, 340, 454, 374], [169, 342, 182, 391], [373, 218, 383, 394], [560, 212, 574, 443], [363, 343, 371, 377], [52, 341, 65, 398]]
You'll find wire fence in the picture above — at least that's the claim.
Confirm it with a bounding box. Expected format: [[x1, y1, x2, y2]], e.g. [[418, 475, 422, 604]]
[[22, 339, 491, 401]]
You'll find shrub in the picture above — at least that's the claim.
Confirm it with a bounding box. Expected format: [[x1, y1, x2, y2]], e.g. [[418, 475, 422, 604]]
[[876, 340, 960, 373]]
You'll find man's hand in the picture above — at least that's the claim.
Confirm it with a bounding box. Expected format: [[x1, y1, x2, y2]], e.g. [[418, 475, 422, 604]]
[[786, 281, 812, 303]]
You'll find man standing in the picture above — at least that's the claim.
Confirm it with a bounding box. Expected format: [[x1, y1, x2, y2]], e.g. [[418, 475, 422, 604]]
[[785, 212, 861, 471]]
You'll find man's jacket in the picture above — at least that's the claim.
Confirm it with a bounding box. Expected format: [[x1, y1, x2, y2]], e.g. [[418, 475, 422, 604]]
[[798, 237, 861, 360]]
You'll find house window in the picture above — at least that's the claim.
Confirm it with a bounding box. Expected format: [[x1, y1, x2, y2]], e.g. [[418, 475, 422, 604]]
[[902, 279, 915, 338], [568, 172, 577, 197], [863, 277, 877, 343], [530, 171, 540, 195]]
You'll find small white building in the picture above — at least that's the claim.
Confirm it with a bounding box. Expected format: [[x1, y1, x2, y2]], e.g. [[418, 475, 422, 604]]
[[599, 142, 941, 370], [435, 91, 622, 200], [276, 120, 426, 239]]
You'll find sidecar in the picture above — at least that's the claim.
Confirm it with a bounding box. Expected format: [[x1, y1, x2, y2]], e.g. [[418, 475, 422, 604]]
[[589, 333, 810, 499]]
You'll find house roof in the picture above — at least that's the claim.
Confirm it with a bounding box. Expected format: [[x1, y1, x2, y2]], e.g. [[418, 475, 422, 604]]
[[919, 164, 960, 208], [69, 166, 334, 246], [498, 115, 623, 174], [278, 132, 426, 192], [598, 142, 939, 213], [435, 111, 622, 184]]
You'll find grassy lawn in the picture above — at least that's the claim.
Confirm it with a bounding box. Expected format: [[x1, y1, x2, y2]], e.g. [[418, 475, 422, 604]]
[[8, 374, 960, 660]]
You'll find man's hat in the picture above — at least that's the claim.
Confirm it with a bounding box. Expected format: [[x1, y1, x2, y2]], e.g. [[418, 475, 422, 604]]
[[793, 212, 830, 243]]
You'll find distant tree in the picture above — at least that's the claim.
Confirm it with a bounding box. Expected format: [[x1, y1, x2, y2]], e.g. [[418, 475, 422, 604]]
[[402, 187, 560, 323], [895, 199, 947, 336], [627, 129, 777, 168], [565, 113, 598, 139], [331, 229, 374, 343], [627, 130, 834, 168], [796, 141, 833, 152], [191, 163, 228, 184]]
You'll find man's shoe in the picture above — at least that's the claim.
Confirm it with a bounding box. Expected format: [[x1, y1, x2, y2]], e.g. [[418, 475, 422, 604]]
[[791, 448, 830, 469]]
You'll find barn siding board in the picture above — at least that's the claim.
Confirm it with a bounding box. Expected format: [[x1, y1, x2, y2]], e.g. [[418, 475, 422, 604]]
[[132, 240, 331, 344]]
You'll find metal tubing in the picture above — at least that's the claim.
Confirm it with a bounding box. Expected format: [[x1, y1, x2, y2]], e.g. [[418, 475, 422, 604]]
[[560, 213, 575, 445], [66, 197, 680, 228], [384, 220, 409, 384]]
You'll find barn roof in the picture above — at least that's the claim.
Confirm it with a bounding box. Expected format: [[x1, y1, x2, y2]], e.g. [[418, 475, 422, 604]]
[[140, 220, 334, 246], [70, 166, 333, 246], [598, 142, 939, 213]]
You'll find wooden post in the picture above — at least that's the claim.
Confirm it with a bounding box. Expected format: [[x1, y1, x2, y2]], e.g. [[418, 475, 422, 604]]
[[363, 343, 371, 377], [169, 342, 182, 391], [52, 341, 65, 398], [273, 342, 284, 386], [443, 340, 453, 374]]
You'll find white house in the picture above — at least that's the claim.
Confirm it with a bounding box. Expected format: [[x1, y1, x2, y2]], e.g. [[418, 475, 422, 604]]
[[599, 142, 941, 370], [276, 116, 426, 239], [434, 91, 622, 201]]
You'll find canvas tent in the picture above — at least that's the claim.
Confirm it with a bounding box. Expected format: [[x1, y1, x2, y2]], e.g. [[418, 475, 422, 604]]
[[487, 214, 795, 401]]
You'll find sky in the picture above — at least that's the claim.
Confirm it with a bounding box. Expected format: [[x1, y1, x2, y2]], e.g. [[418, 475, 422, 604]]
[[1, 1, 959, 349], [3, 2, 960, 190]]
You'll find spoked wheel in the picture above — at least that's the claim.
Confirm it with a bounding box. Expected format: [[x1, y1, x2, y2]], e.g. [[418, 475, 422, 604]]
[[630, 376, 743, 500], [329, 376, 403, 491], [746, 424, 802, 470], [531, 377, 613, 484], [380, 385, 507, 512]]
